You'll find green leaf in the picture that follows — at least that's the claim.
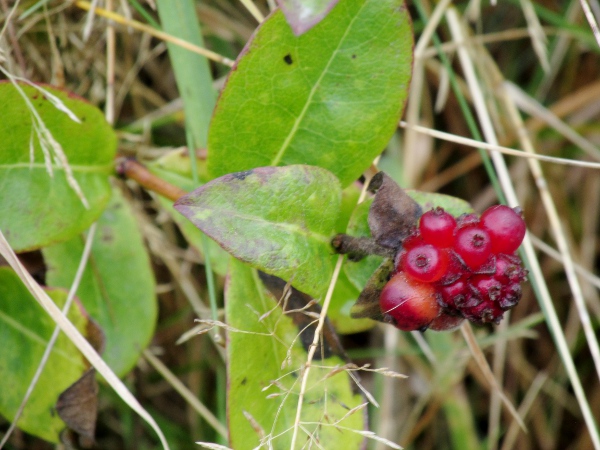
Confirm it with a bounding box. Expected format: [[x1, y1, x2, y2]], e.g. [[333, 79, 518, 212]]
[[405, 189, 474, 217], [0, 82, 116, 251], [174, 165, 341, 298], [43, 186, 157, 377], [207, 0, 413, 187], [344, 198, 383, 291], [226, 260, 365, 449], [0, 267, 88, 443], [329, 269, 373, 333], [156, 0, 216, 149], [277, 0, 341, 35], [335, 183, 362, 234]]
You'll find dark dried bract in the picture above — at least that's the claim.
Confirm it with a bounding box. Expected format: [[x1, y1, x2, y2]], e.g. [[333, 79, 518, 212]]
[[350, 258, 395, 322], [368, 172, 422, 250]]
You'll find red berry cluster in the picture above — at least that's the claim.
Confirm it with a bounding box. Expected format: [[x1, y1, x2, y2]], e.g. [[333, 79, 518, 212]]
[[380, 205, 527, 331]]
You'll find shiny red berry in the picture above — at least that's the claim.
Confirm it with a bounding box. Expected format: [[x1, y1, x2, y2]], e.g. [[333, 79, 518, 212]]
[[437, 278, 469, 310], [461, 301, 504, 325], [469, 275, 502, 303], [401, 228, 424, 250], [481, 205, 526, 254], [456, 213, 480, 229], [398, 244, 449, 283], [454, 226, 492, 269], [498, 283, 522, 310], [494, 254, 527, 284], [380, 272, 440, 331], [419, 208, 456, 248]]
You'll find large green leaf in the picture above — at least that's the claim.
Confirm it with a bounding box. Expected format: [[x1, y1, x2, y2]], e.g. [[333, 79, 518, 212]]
[[174, 165, 341, 298], [0, 267, 88, 443], [43, 186, 157, 377], [207, 0, 413, 187], [226, 260, 364, 449], [0, 82, 116, 251]]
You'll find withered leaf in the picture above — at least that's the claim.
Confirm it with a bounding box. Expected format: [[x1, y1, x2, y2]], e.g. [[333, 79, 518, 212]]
[[350, 258, 395, 322], [367, 172, 422, 250], [56, 368, 98, 447]]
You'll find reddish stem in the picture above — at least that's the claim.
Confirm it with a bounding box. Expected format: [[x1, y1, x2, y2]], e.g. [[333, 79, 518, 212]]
[[117, 158, 187, 201]]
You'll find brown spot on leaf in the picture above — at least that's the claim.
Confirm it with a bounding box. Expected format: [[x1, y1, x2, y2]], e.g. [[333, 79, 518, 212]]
[[231, 169, 254, 181]]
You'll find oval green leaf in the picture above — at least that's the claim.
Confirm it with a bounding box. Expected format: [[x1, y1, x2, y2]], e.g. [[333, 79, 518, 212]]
[[207, 0, 413, 187], [43, 186, 157, 377], [226, 260, 364, 449], [0, 82, 116, 251], [0, 267, 88, 443], [174, 165, 341, 298]]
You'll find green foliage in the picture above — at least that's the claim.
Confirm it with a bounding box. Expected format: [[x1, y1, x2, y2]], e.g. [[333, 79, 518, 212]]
[[207, 0, 413, 187], [155, 0, 216, 148], [43, 186, 158, 377], [0, 82, 116, 251], [226, 260, 364, 449], [0, 268, 88, 442]]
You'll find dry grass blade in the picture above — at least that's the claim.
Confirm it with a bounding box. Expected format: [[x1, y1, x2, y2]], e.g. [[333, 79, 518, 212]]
[[142, 349, 228, 438], [0, 231, 171, 450], [580, 0, 600, 47], [460, 323, 527, 431], [529, 235, 600, 291], [73, 1, 235, 67], [238, 0, 264, 22], [504, 81, 600, 161], [519, 0, 550, 72], [398, 121, 600, 169], [289, 254, 344, 449]]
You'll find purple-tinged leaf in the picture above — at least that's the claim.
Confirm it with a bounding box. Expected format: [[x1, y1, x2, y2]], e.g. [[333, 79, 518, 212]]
[[175, 165, 341, 298]]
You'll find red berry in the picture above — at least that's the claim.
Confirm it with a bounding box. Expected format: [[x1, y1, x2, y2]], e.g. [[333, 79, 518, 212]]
[[380, 272, 440, 331], [469, 275, 502, 303], [428, 312, 464, 331], [419, 208, 456, 248], [481, 205, 526, 254], [498, 283, 522, 310], [437, 278, 469, 310], [398, 244, 449, 283], [436, 250, 464, 285], [454, 226, 492, 269], [401, 228, 423, 250], [456, 213, 480, 229], [494, 254, 527, 284], [461, 301, 504, 325]]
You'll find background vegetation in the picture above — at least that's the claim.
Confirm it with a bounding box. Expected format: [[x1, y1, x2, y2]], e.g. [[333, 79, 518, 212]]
[[1, 0, 600, 449]]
